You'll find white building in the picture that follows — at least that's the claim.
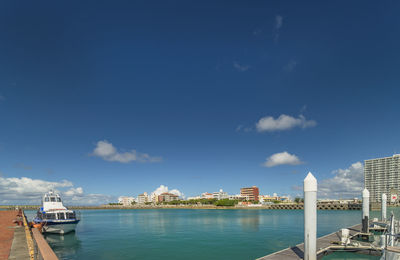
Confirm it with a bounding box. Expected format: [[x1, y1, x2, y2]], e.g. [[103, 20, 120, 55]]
[[137, 192, 150, 204], [201, 192, 214, 199], [229, 194, 248, 200], [212, 189, 229, 200], [186, 196, 201, 200], [118, 196, 135, 206], [365, 154, 400, 202]]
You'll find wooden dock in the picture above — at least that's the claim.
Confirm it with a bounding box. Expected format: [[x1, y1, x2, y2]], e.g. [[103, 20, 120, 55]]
[[257, 224, 381, 260]]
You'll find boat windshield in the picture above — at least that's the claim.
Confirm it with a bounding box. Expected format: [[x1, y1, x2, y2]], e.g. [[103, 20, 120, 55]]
[[45, 213, 56, 220], [45, 197, 49, 202], [57, 197, 61, 202], [66, 212, 76, 219], [57, 213, 65, 220], [50, 197, 56, 202]]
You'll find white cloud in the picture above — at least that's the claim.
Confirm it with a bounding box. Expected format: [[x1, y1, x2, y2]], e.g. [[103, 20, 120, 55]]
[[275, 15, 283, 30], [263, 151, 303, 167], [274, 15, 283, 43], [233, 61, 250, 72], [284, 59, 298, 72], [92, 140, 162, 163], [64, 187, 84, 196], [256, 114, 316, 132], [0, 176, 114, 205], [150, 185, 183, 198], [253, 28, 262, 35], [319, 162, 364, 199]]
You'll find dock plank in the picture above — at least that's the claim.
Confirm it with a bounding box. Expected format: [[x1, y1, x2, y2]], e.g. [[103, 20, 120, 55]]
[[257, 224, 362, 260]]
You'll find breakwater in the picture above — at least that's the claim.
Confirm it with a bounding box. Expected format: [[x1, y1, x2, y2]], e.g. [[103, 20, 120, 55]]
[[1, 203, 363, 210]]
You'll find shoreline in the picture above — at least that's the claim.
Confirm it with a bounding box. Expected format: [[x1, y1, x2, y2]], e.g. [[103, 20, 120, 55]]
[[0, 203, 369, 210]]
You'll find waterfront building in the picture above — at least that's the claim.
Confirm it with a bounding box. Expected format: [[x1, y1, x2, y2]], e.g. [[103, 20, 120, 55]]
[[118, 196, 135, 206], [212, 189, 229, 200], [364, 154, 400, 202], [151, 193, 160, 203], [229, 194, 248, 200], [240, 186, 259, 201], [137, 192, 150, 204], [201, 192, 214, 199], [158, 192, 179, 202], [186, 196, 201, 200], [258, 194, 291, 204]]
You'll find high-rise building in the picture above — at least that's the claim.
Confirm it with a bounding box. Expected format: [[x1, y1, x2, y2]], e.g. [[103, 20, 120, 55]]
[[240, 186, 259, 201], [364, 154, 400, 202]]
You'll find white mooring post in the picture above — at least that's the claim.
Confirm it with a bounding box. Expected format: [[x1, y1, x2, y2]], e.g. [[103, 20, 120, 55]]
[[362, 188, 370, 233], [381, 193, 387, 222], [304, 172, 317, 260]]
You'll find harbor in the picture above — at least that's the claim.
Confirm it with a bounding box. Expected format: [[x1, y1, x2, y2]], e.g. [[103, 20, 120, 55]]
[[1, 0, 399, 259], [1, 172, 399, 260]]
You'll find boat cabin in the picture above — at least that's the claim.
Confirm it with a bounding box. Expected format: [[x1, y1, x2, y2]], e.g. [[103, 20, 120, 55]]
[[41, 190, 67, 212], [37, 211, 76, 220]]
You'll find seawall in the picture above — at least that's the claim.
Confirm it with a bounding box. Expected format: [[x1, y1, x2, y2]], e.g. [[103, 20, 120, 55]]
[[1, 203, 364, 210]]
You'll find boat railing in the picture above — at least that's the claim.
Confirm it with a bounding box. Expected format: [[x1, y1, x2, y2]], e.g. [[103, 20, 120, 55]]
[[74, 210, 81, 221]]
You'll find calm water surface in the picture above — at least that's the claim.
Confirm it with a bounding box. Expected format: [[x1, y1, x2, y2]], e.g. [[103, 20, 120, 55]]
[[26, 209, 385, 260]]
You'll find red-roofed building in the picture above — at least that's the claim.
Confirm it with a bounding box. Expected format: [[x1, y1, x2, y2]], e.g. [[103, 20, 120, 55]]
[[158, 193, 179, 202]]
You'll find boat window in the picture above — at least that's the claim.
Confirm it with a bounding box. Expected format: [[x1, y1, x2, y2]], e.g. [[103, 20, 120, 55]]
[[57, 197, 61, 202], [50, 197, 56, 202], [45, 213, 56, 219], [57, 213, 65, 220], [45, 197, 49, 202], [66, 212, 75, 219]]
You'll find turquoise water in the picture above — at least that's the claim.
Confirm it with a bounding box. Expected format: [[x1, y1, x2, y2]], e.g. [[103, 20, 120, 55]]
[[26, 209, 382, 260]]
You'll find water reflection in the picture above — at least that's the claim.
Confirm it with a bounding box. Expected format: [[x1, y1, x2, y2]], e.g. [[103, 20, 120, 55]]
[[239, 210, 260, 232], [45, 232, 81, 258]]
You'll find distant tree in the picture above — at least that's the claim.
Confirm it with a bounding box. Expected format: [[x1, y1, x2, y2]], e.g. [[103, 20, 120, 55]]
[[214, 199, 238, 206], [294, 197, 301, 203]]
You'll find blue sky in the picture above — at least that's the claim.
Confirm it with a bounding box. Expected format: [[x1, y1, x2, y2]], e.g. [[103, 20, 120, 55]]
[[1, 1, 400, 204]]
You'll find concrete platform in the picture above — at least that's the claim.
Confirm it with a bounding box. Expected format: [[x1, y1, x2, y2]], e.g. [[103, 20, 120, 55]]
[[8, 225, 30, 260], [0, 211, 21, 260]]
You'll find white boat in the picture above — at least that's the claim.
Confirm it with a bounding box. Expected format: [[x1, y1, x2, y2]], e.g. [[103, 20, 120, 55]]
[[33, 190, 80, 234]]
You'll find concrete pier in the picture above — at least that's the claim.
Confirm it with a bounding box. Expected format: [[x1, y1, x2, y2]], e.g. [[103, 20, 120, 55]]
[[0, 210, 29, 260], [0, 210, 58, 260]]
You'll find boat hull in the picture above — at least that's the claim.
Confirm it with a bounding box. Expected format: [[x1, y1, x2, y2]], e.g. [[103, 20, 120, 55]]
[[42, 222, 78, 234]]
